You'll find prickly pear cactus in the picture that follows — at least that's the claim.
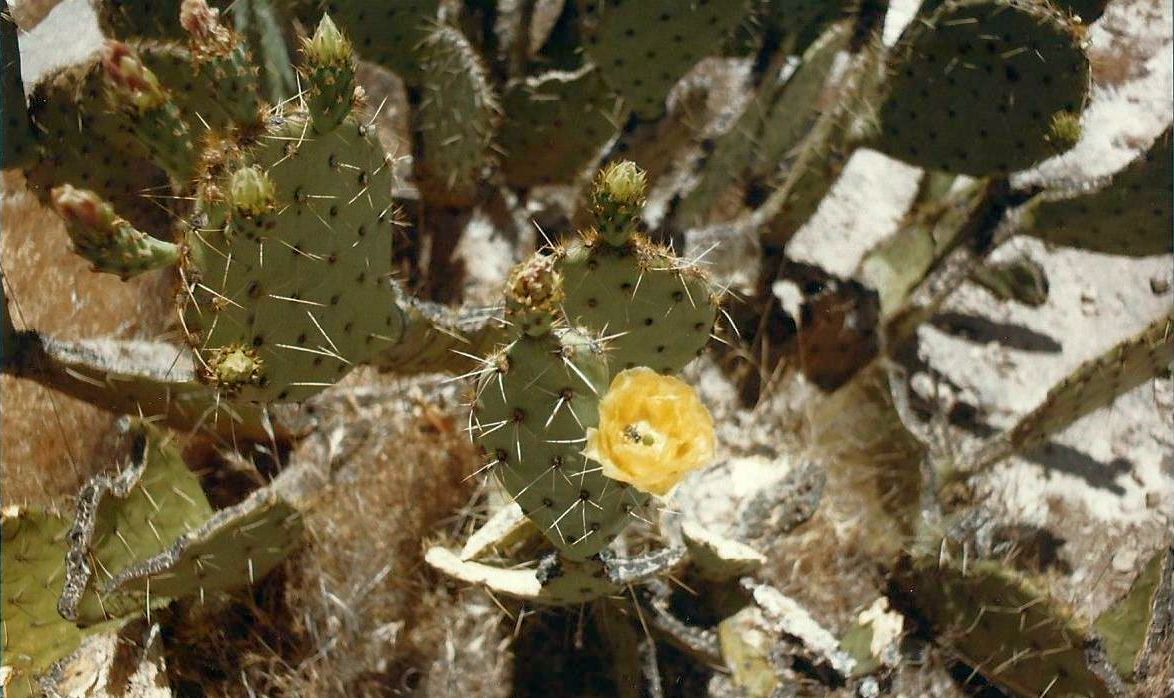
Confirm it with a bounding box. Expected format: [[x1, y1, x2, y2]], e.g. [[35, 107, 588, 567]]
[[98, 489, 303, 601], [58, 422, 214, 625], [893, 552, 1125, 698], [557, 163, 721, 375], [412, 25, 500, 205], [177, 15, 408, 403], [1094, 547, 1172, 680], [461, 162, 720, 579], [497, 66, 620, 188], [978, 312, 1174, 468], [182, 112, 401, 402], [1023, 129, 1173, 257], [471, 326, 648, 559], [578, 0, 752, 119], [23, 54, 171, 230], [871, 0, 1090, 176], [1, 508, 90, 698]]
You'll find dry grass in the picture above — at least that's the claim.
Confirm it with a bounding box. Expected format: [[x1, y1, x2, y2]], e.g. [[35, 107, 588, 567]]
[[754, 369, 924, 630], [163, 381, 515, 697], [1, 173, 175, 507]]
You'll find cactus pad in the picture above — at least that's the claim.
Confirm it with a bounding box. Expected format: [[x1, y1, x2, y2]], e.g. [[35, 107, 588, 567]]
[[873, 0, 1090, 176], [24, 57, 171, 232], [138, 39, 247, 133], [1000, 312, 1174, 457], [102, 41, 198, 182], [1094, 547, 1171, 680], [182, 110, 401, 403], [412, 25, 500, 206], [498, 66, 620, 188], [893, 554, 1121, 698], [98, 489, 303, 599], [1, 509, 85, 697], [1024, 130, 1172, 257], [471, 328, 649, 559], [1, 1, 33, 169], [578, 0, 751, 119], [556, 233, 718, 375], [60, 423, 214, 625]]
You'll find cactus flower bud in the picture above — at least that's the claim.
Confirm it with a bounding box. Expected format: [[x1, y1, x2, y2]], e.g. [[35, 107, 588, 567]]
[[505, 255, 565, 336], [596, 160, 647, 208], [590, 160, 648, 245], [583, 367, 715, 496], [228, 166, 276, 216], [205, 344, 264, 389], [304, 14, 353, 67], [52, 185, 118, 233], [50, 185, 180, 278], [101, 41, 166, 110], [180, 0, 234, 55]]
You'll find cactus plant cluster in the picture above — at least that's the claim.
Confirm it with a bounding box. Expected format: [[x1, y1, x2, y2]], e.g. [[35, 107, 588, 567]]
[[1, 0, 1171, 695], [427, 161, 730, 599]]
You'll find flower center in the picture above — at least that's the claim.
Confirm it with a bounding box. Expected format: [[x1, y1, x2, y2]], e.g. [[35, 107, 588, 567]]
[[622, 420, 663, 447]]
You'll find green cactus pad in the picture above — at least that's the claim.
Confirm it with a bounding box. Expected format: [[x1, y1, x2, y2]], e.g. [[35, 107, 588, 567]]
[[498, 66, 620, 188], [98, 489, 302, 599], [5, 331, 275, 441], [412, 25, 500, 206], [138, 40, 244, 133], [1023, 130, 1172, 257], [999, 312, 1174, 459], [60, 422, 214, 625], [234, 0, 299, 104], [471, 328, 649, 559], [179, 0, 265, 127], [557, 234, 718, 375], [578, 0, 751, 119], [872, 0, 1090, 176], [102, 41, 199, 182], [293, 0, 439, 83], [24, 57, 171, 232], [182, 110, 402, 403], [894, 554, 1121, 698], [1094, 548, 1171, 680], [1, 509, 86, 697]]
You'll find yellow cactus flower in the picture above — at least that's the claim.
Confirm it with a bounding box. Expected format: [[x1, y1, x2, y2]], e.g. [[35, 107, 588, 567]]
[[583, 367, 715, 496]]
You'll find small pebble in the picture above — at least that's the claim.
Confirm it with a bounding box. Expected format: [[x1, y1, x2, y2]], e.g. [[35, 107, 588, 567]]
[[1112, 548, 1137, 573], [1150, 276, 1171, 295]]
